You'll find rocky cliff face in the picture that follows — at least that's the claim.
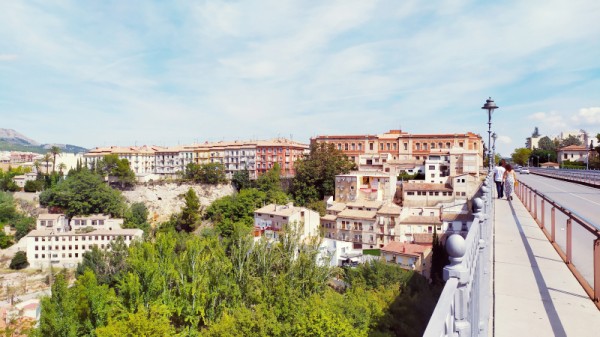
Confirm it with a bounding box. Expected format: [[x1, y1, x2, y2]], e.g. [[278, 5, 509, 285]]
[[122, 183, 235, 223]]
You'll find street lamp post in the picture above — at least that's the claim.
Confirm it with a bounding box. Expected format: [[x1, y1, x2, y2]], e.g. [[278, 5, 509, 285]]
[[492, 133, 498, 166], [482, 97, 499, 172]]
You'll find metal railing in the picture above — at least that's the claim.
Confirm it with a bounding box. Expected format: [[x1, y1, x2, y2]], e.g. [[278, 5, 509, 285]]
[[424, 174, 494, 337], [530, 167, 600, 187], [516, 180, 600, 309]]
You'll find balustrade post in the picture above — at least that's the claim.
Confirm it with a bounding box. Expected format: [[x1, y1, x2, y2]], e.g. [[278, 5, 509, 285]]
[[444, 235, 470, 337]]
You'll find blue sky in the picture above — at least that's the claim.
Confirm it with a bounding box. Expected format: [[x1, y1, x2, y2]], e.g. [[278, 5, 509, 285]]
[[1, 0, 599, 157]]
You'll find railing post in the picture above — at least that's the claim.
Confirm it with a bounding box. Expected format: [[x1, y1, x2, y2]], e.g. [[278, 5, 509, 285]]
[[566, 218, 572, 264], [444, 235, 470, 337], [541, 200, 545, 229], [533, 194, 538, 220], [594, 239, 600, 302], [551, 207, 556, 243]]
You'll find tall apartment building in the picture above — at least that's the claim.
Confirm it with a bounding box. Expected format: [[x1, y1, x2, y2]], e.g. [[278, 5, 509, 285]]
[[84, 138, 308, 180], [85, 145, 162, 174], [312, 129, 484, 175]]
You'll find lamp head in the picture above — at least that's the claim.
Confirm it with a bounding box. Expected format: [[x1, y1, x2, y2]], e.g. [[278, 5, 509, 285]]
[[481, 97, 499, 111]]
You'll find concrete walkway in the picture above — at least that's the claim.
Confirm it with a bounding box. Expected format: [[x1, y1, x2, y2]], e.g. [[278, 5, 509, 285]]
[[494, 195, 600, 337]]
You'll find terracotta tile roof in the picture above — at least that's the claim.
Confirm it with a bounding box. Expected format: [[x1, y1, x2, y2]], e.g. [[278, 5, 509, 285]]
[[346, 200, 383, 209], [441, 213, 474, 222], [255, 203, 305, 217], [413, 233, 434, 245], [327, 202, 347, 212], [377, 204, 401, 215], [321, 214, 337, 221], [403, 182, 453, 192], [337, 209, 377, 220], [559, 145, 588, 151], [399, 215, 442, 225], [381, 241, 431, 257], [37, 213, 63, 220]]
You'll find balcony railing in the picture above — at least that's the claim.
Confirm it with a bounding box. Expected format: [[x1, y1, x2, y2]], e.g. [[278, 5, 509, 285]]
[[424, 175, 492, 337]]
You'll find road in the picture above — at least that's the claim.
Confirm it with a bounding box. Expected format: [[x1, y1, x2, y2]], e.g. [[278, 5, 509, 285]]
[[517, 173, 600, 230]]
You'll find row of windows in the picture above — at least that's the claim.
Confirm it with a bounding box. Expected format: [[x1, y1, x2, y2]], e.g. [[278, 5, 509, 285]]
[[406, 191, 453, 196], [34, 235, 134, 242], [35, 253, 80, 259], [35, 243, 109, 251]]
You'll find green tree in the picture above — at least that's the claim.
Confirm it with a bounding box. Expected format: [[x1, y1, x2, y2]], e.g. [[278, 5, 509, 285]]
[[511, 148, 532, 166], [560, 135, 582, 147], [24, 179, 44, 192], [36, 272, 79, 337], [50, 146, 62, 173], [9, 251, 29, 270], [231, 168, 252, 191], [0, 230, 13, 249], [39, 169, 127, 218], [537, 136, 556, 151], [94, 304, 175, 337], [72, 270, 118, 336], [291, 142, 356, 206], [124, 202, 150, 234], [185, 162, 227, 184], [42, 153, 53, 175], [77, 239, 129, 287], [177, 188, 200, 232]]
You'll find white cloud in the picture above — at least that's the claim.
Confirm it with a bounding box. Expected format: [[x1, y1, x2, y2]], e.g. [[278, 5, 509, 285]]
[[498, 136, 512, 145], [571, 107, 600, 126], [0, 54, 17, 61]]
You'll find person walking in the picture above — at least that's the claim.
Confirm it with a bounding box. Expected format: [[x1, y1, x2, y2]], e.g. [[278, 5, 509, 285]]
[[493, 159, 506, 199], [503, 164, 517, 201]]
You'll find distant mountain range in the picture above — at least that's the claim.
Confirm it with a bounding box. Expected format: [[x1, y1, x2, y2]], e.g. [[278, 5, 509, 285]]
[[0, 128, 88, 154]]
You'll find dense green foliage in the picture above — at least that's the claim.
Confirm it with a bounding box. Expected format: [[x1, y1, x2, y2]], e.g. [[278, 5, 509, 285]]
[[35, 228, 439, 336], [24, 179, 44, 192], [291, 142, 356, 206], [231, 169, 252, 191], [185, 163, 227, 184], [511, 148, 532, 166], [10, 251, 29, 270], [0, 166, 30, 192], [96, 154, 136, 189], [39, 169, 127, 218], [0, 191, 35, 244], [560, 134, 582, 147], [123, 202, 151, 234]]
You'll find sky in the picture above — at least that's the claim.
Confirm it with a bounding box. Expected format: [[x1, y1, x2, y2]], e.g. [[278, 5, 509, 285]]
[[1, 0, 599, 157]]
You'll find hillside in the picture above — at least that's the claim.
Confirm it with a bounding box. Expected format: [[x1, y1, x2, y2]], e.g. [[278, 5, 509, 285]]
[[0, 128, 87, 153]]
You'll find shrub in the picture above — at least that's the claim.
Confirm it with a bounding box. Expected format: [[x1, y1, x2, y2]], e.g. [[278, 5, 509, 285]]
[[10, 251, 29, 270]]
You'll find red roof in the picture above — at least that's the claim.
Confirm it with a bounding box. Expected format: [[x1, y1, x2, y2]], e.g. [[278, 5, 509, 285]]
[[559, 145, 587, 151], [381, 241, 430, 257]]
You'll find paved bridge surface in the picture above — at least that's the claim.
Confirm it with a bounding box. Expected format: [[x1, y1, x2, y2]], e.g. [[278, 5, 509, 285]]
[[494, 188, 600, 337]]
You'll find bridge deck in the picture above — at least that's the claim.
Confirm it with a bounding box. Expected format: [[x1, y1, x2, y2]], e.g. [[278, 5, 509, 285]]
[[493, 195, 600, 337]]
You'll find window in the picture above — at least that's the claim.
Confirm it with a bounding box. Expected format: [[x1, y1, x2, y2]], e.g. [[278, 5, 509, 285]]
[[35, 237, 39, 242], [380, 143, 384, 150], [35, 254, 38, 259], [429, 165, 435, 170], [345, 143, 349, 150], [459, 142, 464, 147], [351, 143, 355, 150], [386, 143, 391, 150], [358, 143, 363, 151], [369, 143, 374, 150], [446, 142, 451, 148], [431, 143, 435, 149], [393, 143, 397, 150], [423, 143, 428, 150], [416, 143, 421, 150], [35, 246, 39, 251], [338, 143, 342, 150]]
